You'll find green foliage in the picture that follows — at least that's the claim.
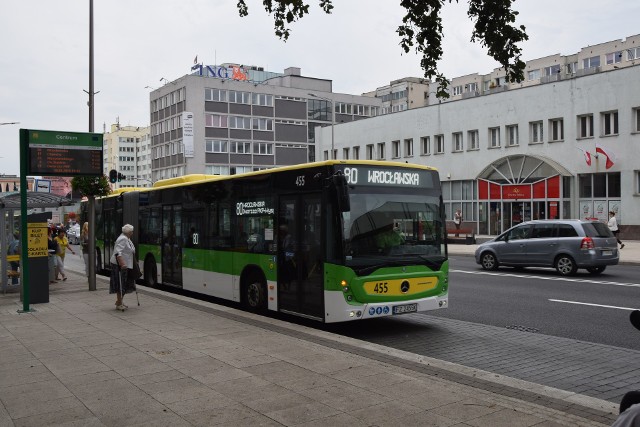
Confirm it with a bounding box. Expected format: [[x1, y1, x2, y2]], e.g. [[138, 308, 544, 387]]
[[237, 0, 528, 98], [71, 176, 112, 198]]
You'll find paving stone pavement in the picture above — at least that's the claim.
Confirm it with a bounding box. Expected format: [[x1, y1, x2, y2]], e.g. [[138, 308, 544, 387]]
[[0, 270, 624, 427]]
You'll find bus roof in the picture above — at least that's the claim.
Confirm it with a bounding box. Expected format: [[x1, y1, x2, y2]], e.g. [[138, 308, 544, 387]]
[[100, 160, 439, 196]]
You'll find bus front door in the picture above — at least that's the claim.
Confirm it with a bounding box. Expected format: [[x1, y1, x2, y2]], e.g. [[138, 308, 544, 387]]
[[278, 194, 324, 320], [162, 205, 183, 287]]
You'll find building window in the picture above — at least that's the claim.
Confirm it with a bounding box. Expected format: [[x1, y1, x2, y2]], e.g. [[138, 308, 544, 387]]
[[205, 88, 226, 102], [606, 51, 623, 65], [377, 142, 385, 160], [230, 141, 252, 154], [252, 118, 273, 131], [544, 65, 561, 76], [601, 111, 619, 136], [343, 147, 349, 159], [229, 116, 252, 130], [366, 144, 374, 160], [404, 138, 413, 157], [323, 151, 329, 161], [628, 47, 640, 61], [506, 125, 519, 146], [530, 121, 543, 144], [228, 91, 251, 104], [549, 119, 564, 142], [452, 132, 463, 152], [230, 166, 252, 175], [578, 115, 594, 138], [452, 85, 463, 96], [420, 137, 430, 155], [634, 107, 640, 133], [205, 114, 228, 128], [467, 130, 479, 150], [391, 140, 400, 158], [252, 93, 273, 106], [435, 135, 444, 154], [489, 127, 500, 148], [567, 62, 578, 74], [353, 146, 360, 160], [527, 69, 540, 81], [253, 142, 273, 155], [307, 99, 330, 121], [582, 56, 600, 69]]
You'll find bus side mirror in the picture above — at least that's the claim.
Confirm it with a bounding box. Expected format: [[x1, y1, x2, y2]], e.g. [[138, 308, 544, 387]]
[[333, 174, 350, 212]]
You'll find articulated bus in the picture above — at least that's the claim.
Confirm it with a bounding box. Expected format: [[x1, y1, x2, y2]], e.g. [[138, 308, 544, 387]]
[[86, 160, 448, 322]]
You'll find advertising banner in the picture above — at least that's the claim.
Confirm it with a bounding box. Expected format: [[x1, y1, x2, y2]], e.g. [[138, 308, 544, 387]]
[[182, 112, 194, 158], [579, 201, 593, 220]]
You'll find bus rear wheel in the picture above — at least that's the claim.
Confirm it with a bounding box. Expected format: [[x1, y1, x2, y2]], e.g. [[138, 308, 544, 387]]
[[243, 274, 266, 311]]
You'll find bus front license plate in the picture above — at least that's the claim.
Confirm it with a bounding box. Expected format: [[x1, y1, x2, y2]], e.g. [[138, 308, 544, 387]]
[[393, 303, 417, 315]]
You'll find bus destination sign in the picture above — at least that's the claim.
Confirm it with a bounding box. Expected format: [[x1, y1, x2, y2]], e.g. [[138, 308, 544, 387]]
[[339, 165, 435, 188], [26, 129, 103, 176]]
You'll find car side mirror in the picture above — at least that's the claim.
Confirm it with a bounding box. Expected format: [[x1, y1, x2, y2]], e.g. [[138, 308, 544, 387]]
[[333, 173, 350, 212]]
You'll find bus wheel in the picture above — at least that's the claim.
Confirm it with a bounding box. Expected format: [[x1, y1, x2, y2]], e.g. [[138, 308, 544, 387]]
[[480, 252, 498, 271], [244, 274, 266, 311], [144, 257, 158, 287]]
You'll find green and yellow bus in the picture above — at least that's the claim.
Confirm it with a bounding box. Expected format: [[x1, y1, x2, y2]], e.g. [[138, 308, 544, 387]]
[[87, 160, 448, 322]]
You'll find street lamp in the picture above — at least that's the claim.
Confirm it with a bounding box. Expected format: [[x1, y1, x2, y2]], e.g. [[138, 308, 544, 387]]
[[308, 93, 334, 160], [134, 177, 154, 187]]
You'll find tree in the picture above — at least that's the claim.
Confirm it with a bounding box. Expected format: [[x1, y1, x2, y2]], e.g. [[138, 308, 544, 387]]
[[236, 0, 528, 98], [71, 176, 111, 199]]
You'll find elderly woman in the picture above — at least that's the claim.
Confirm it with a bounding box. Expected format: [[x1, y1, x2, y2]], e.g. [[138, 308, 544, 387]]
[[109, 224, 136, 310]]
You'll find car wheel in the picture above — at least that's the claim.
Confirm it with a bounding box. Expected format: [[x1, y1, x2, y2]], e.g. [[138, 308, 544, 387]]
[[480, 252, 498, 271], [586, 266, 606, 275], [555, 255, 577, 276]]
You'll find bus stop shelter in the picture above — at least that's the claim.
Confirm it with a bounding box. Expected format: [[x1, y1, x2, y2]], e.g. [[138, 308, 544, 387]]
[[0, 191, 74, 293]]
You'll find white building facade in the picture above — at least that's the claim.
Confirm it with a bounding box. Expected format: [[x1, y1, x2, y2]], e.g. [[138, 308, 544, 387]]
[[103, 124, 152, 189], [316, 43, 640, 237]]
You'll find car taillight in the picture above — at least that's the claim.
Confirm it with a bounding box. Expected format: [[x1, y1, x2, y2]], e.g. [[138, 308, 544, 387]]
[[580, 237, 594, 250]]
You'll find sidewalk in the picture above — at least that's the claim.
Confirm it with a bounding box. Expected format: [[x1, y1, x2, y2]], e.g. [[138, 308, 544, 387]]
[[448, 237, 640, 265], [0, 271, 621, 426]]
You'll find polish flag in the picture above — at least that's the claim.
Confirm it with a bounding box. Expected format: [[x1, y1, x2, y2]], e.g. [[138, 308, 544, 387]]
[[595, 143, 616, 169], [577, 147, 592, 166]]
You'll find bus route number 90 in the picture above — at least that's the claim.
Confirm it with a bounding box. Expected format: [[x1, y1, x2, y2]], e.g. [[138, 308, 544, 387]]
[[343, 167, 358, 184]]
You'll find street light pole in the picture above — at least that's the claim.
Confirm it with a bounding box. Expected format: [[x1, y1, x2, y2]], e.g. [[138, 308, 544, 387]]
[[308, 93, 335, 159]]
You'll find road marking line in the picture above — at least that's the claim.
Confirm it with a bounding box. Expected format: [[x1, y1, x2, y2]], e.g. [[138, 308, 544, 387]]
[[549, 299, 639, 311], [450, 269, 640, 288]]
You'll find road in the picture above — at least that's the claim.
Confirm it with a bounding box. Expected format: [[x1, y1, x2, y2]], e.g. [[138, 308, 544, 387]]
[[439, 255, 640, 350]]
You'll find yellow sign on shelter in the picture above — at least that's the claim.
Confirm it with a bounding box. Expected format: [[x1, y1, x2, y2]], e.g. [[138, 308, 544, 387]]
[[27, 222, 48, 258]]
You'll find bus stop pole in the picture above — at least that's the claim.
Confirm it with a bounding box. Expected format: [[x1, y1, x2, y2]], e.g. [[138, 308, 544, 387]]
[[19, 129, 33, 312]]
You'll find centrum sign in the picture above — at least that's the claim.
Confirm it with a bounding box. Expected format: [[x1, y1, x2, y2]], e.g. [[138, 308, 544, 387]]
[[24, 129, 103, 176]]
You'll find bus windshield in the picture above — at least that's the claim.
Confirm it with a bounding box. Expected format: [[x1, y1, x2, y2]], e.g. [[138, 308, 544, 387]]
[[342, 192, 445, 271]]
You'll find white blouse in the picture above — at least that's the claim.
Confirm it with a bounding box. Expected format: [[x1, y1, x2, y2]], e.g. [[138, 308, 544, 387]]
[[110, 234, 136, 269]]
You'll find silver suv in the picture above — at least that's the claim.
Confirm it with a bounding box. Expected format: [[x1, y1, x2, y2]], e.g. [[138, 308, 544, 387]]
[[474, 220, 619, 276]]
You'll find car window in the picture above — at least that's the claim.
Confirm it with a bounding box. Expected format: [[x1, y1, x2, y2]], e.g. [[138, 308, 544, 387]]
[[507, 225, 532, 240], [531, 224, 555, 238], [557, 224, 578, 237], [582, 222, 613, 238]]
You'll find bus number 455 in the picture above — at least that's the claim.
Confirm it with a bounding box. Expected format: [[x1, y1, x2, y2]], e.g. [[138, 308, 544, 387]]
[[373, 282, 388, 293]]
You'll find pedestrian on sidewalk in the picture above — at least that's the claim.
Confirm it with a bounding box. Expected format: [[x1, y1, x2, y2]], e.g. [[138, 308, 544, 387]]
[[454, 209, 463, 237], [80, 222, 90, 277], [109, 224, 136, 310], [608, 211, 625, 249], [54, 229, 75, 281], [48, 228, 59, 283]]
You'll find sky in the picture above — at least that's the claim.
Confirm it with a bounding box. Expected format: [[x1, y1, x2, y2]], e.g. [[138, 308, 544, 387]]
[[1, 0, 639, 176]]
